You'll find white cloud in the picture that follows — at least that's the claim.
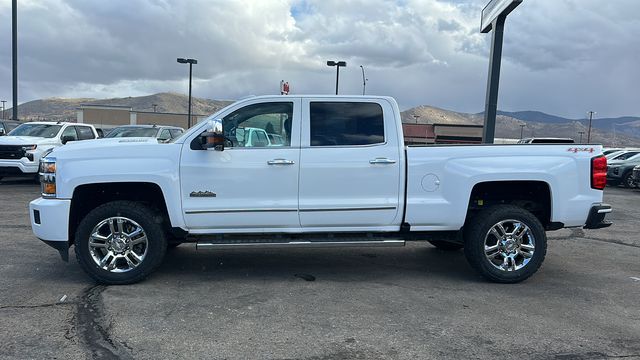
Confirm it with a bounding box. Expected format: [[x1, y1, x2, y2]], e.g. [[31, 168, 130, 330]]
[[0, 0, 638, 118]]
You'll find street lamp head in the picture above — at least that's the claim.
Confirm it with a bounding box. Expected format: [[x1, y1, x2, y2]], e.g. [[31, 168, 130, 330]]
[[177, 58, 198, 64], [326, 60, 346, 67]]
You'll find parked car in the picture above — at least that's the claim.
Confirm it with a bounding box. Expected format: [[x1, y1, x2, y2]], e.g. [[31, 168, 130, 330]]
[[30, 95, 611, 285], [602, 148, 624, 156], [104, 125, 184, 143], [606, 149, 640, 161], [0, 122, 98, 180], [631, 165, 640, 188], [0, 119, 21, 136], [517, 137, 575, 144], [607, 153, 640, 188]]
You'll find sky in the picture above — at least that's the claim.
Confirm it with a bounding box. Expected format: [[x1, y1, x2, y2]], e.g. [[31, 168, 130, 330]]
[[0, 0, 638, 118]]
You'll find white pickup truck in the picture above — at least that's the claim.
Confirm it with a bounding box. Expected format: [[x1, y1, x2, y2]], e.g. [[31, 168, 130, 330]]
[[0, 122, 98, 180], [29, 96, 612, 284]]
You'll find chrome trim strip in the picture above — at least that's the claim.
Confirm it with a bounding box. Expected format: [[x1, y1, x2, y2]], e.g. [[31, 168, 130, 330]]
[[300, 206, 397, 212], [196, 240, 406, 250], [597, 208, 612, 214], [185, 208, 298, 214]]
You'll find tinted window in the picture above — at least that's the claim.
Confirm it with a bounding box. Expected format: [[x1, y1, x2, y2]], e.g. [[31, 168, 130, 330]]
[[8, 124, 62, 138], [76, 126, 95, 140], [613, 152, 639, 160], [310, 102, 384, 146], [169, 129, 183, 139], [223, 102, 293, 148], [106, 127, 159, 138], [158, 129, 171, 140], [61, 126, 78, 141]]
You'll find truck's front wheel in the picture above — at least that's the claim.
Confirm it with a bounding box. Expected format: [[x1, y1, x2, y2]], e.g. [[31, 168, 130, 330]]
[[74, 201, 167, 285], [463, 205, 547, 283]]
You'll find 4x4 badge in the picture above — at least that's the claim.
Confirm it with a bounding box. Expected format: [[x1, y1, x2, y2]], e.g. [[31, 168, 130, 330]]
[[190, 191, 216, 198]]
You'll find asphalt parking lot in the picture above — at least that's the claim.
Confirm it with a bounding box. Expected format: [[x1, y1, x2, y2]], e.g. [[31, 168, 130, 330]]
[[0, 179, 639, 360]]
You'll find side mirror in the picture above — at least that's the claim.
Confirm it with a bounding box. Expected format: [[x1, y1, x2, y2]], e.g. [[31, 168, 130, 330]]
[[61, 135, 75, 144], [200, 119, 225, 151]]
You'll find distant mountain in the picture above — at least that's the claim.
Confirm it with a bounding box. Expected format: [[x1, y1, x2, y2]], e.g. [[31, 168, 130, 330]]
[[496, 110, 574, 124], [8, 92, 234, 122], [402, 106, 640, 147], [7, 93, 640, 146]]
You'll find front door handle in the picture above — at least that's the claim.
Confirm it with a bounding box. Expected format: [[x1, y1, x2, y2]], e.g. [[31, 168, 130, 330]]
[[369, 158, 396, 165], [267, 159, 295, 165]]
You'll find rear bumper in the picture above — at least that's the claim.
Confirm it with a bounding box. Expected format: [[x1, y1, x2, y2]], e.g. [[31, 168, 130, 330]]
[[583, 203, 612, 230], [29, 197, 71, 261]]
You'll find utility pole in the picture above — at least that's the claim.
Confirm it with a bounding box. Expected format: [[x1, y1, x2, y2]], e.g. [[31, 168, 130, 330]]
[[1, 100, 6, 120], [587, 111, 596, 143], [12, 0, 18, 121], [519, 123, 525, 139]]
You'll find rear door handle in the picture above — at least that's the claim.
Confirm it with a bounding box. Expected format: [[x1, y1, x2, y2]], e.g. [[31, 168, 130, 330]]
[[267, 159, 295, 165], [369, 158, 396, 165]]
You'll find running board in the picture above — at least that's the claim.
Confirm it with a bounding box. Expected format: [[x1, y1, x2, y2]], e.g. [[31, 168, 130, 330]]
[[195, 239, 405, 250]]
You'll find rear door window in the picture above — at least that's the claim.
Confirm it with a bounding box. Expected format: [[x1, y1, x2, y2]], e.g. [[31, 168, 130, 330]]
[[76, 126, 95, 140], [309, 102, 384, 146]]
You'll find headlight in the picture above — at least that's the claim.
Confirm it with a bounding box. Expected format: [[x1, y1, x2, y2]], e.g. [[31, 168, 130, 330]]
[[21, 145, 37, 151], [39, 157, 56, 198]]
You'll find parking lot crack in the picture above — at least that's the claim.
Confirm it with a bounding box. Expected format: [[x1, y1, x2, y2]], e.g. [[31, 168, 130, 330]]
[[76, 285, 133, 360], [0, 302, 76, 310]]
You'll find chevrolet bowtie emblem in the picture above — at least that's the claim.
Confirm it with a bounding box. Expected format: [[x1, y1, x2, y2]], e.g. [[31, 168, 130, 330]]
[[190, 191, 217, 198]]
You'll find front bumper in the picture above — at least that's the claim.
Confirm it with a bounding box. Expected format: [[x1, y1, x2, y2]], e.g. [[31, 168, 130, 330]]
[[583, 203, 613, 230], [0, 159, 39, 176], [29, 197, 71, 261]]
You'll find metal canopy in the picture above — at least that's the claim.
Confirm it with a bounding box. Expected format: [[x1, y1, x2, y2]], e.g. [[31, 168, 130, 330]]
[[481, 0, 523, 143]]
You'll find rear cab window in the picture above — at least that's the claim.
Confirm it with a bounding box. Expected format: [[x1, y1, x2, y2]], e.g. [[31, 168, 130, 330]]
[[309, 102, 384, 146]]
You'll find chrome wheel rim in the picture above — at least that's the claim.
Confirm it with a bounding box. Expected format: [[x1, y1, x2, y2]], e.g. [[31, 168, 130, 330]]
[[484, 219, 535, 272], [88, 217, 148, 273]]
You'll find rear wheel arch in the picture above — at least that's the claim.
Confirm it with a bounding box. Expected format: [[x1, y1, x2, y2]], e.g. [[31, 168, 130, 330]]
[[466, 180, 553, 228]]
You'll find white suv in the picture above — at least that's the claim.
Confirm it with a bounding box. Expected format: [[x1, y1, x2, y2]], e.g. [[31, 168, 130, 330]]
[[0, 122, 98, 180]]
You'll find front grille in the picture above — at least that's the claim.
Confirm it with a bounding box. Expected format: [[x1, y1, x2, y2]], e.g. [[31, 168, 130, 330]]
[[613, 168, 620, 175], [0, 145, 25, 160]]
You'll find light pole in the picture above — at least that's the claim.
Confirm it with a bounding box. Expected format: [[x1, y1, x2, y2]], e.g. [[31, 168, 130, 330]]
[[326, 61, 346, 95], [519, 123, 526, 139], [587, 111, 596, 143], [413, 115, 420, 124], [359, 65, 368, 95], [177, 58, 198, 128], [1, 100, 6, 120], [152, 103, 157, 113], [578, 131, 585, 143], [12, 0, 18, 121]]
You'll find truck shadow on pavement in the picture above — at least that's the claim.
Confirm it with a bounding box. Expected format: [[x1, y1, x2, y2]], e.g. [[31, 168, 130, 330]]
[[153, 245, 478, 284]]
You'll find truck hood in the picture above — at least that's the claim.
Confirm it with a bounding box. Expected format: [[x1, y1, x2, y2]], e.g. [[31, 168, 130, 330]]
[[0, 135, 56, 146], [49, 137, 178, 160]]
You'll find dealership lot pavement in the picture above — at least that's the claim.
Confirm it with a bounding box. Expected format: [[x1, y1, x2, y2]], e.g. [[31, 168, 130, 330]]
[[0, 179, 639, 360]]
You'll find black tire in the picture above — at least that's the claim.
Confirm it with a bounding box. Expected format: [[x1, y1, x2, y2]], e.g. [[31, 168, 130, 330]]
[[622, 172, 635, 188], [428, 240, 463, 251], [463, 205, 547, 283], [74, 201, 167, 285]]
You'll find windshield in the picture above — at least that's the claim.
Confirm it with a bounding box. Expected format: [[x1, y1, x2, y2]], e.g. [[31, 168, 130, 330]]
[[8, 124, 62, 138], [105, 127, 159, 138]]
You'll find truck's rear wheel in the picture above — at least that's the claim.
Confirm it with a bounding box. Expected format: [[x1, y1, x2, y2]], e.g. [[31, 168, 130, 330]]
[[74, 201, 167, 285], [464, 205, 547, 283]]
